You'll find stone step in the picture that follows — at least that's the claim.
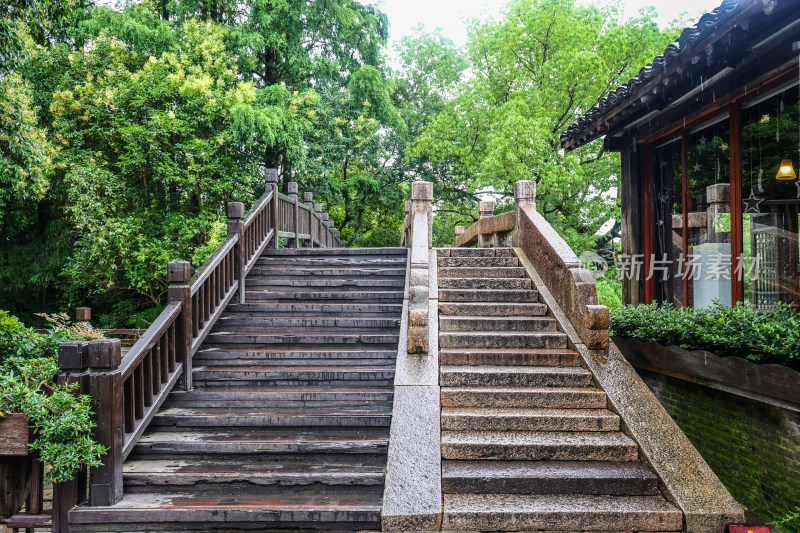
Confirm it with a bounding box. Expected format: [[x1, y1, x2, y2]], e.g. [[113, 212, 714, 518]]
[[442, 460, 661, 496], [68, 488, 382, 531], [152, 406, 391, 428], [439, 316, 557, 332], [194, 348, 396, 362], [438, 277, 533, 290], [441, 365, 590, 388], [438, 266, 526, 278], [438, 302, 547, 317], [437, 257, 519, 268], [192, 366, 394, 387], [245, 290, 404, 302], [441, 407, 620, 432], [440, 431, 639, 461], [262, 247, 407, 256], [132, 427, 389, 456], [225, 302, 402, 315], [123, 456, 386, 489], [212, 316, 400, 331], [246, 278, 405, 288], [439, 348, 578, 366], [442, 493, 683, 531], [439, 289, 538, 303], [252, 267, 407, 277], [439, 331, 567, 349], [164, 387, 393, 408], [440, 248, 515, 257], [441, 387, 607, 409]]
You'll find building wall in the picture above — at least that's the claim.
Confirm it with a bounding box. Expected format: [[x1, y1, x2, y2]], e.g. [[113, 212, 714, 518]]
[[639, 370, 800, 533]]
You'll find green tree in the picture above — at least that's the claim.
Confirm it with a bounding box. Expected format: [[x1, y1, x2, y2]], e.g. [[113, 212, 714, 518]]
[[414, 0, 678, 251]]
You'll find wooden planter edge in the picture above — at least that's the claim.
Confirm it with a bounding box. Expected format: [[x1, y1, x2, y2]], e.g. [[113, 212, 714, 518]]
[[0, 414, 32, 457], [613, 336, 800, 407]]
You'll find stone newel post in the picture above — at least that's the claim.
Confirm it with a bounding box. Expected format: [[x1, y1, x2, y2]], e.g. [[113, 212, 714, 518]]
[[478, 200, 494, 248], [512, 180, 536, 247], [303, 192, 314, 248], [407, 181, 433, 354]]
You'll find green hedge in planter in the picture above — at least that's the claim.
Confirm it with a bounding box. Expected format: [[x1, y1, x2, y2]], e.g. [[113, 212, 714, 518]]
[[0, 310, 107, 483], [610, 302, 800, 366]]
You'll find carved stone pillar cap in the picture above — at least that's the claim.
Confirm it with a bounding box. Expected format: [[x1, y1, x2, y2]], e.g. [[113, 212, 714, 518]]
[[479, 200, 495, 217], [514, 180, 537, 203], [226, 201, 245, 219], [411, 181, 433, 201]]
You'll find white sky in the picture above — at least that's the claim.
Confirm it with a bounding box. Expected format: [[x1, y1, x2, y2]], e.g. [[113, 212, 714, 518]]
[[375, 0, 726, 47]]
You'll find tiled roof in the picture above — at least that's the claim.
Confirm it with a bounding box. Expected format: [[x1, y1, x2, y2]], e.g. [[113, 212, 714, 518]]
[[560, 0, 743, 148]]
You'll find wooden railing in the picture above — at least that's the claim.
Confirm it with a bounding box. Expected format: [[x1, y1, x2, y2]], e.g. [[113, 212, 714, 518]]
[[51, 170, 340, 532], [447, 180, 609, 351]]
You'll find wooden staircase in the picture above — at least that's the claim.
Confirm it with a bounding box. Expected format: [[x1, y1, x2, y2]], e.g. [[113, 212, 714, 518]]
[[437, 248, 684, 532], [68, 247, 407, 532]]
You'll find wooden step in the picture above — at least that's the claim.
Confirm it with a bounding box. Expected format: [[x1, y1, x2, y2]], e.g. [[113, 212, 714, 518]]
[[442, 460, 660, 496], [246, 278, 405, 288], [192, 365, 395, 387], [252, 267, 407, 277], [245, 290, 404, 302], [193, 348, 396, 362], [151, 406, 391, 428], [442, 493, 683, 531], [262, 247, 407, 256], [225, 302, 402, 315], [163, 387, 393, 408]]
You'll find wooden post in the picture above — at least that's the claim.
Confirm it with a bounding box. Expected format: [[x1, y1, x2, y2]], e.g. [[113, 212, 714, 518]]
[[53, 342, 91, 533], [314, 203, 323, 248], [478, 200, 494, 248], [303, 192, 314, 248], [168, 261, 192, 390], [86, 339, 124, 507], [227, 202, 245, 304], [333, 230, 341, 248], [288, 182, 300, 248], [321, 213, 329, 248], [265, 168, 278, 249], [76, 307, 91, 323]]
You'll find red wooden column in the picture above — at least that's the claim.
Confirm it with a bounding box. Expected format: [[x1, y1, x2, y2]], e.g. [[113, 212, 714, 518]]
[[729, 101, 744, 304], [681, 132, 690, 307], [642, 145, 655, 303]]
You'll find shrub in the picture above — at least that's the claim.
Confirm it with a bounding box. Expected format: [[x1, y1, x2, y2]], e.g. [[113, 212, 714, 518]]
[[0, 310, 107, 483], [610, 302, 800, 366]]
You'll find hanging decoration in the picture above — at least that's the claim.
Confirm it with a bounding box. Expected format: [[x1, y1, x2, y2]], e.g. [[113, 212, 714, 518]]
[[744, 189, 765, 213]]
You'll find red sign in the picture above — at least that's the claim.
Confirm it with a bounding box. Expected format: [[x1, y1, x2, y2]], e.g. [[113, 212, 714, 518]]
[[726, 526, 771, 533]]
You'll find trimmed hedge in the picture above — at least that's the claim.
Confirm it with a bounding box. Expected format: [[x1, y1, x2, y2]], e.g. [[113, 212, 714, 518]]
[[610, 302, 800, 367]]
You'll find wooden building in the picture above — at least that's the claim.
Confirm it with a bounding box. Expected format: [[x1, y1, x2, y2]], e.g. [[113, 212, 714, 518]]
[[562, 0, 800, 310]]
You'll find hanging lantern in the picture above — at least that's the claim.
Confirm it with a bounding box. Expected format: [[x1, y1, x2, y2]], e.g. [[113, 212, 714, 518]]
[[775, 159, 797, 180]]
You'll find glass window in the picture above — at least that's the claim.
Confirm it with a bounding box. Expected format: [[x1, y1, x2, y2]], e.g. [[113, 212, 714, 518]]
[[685, 116, 732, 308], [741, 81, 800, 311], [652, 138, 685, 307]]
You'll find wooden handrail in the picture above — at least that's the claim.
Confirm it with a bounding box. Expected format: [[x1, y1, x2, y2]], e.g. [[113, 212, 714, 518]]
[[52, 171, 341, 532]]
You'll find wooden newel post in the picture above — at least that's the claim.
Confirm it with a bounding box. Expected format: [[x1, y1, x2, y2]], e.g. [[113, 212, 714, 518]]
[[512, 180, 536, 247], [265, 168, 278, 249], [314, 203, 323, 247], [333, 230, 341, 247], [76, 307, 91, 323], [227, 202, 246, 304], [288, 182, 300, 248], [86, 339, 124, 507], [168, 261, 192, 390], [321, 213, 329, 248], [53, 342, 91, 533], [478, 200, 495, 248], [304, 192, 314, 248]]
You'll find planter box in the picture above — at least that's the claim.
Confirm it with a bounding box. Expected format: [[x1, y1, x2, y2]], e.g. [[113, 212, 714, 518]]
[[613, 336, 800, 407], [0, 414, 31, 456]]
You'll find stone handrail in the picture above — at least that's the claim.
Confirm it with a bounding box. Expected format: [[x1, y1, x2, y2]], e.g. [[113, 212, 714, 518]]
[[449, 181, 609, 350], [404, 181, 433, 354]]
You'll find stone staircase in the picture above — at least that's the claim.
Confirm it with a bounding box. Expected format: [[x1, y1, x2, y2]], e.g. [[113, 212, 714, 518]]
[[69, 247, 407, 532], [437, 248, 684, 532]]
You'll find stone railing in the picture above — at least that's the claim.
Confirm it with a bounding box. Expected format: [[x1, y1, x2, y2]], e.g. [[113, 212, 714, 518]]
[[404, 181, 433, 354], [50, 170, 340, 532], [449, 181, 609, 350]]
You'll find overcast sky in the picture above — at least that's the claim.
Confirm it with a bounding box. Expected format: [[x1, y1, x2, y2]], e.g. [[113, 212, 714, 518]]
[[376, 0, 726, 47]]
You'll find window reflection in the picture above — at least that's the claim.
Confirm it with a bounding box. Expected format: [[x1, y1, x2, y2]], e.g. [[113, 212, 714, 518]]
[[653, 138, 684, 307]]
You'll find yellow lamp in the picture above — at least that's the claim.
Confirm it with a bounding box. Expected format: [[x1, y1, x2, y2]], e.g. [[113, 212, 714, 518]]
[[776, 159, 797, 180]]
